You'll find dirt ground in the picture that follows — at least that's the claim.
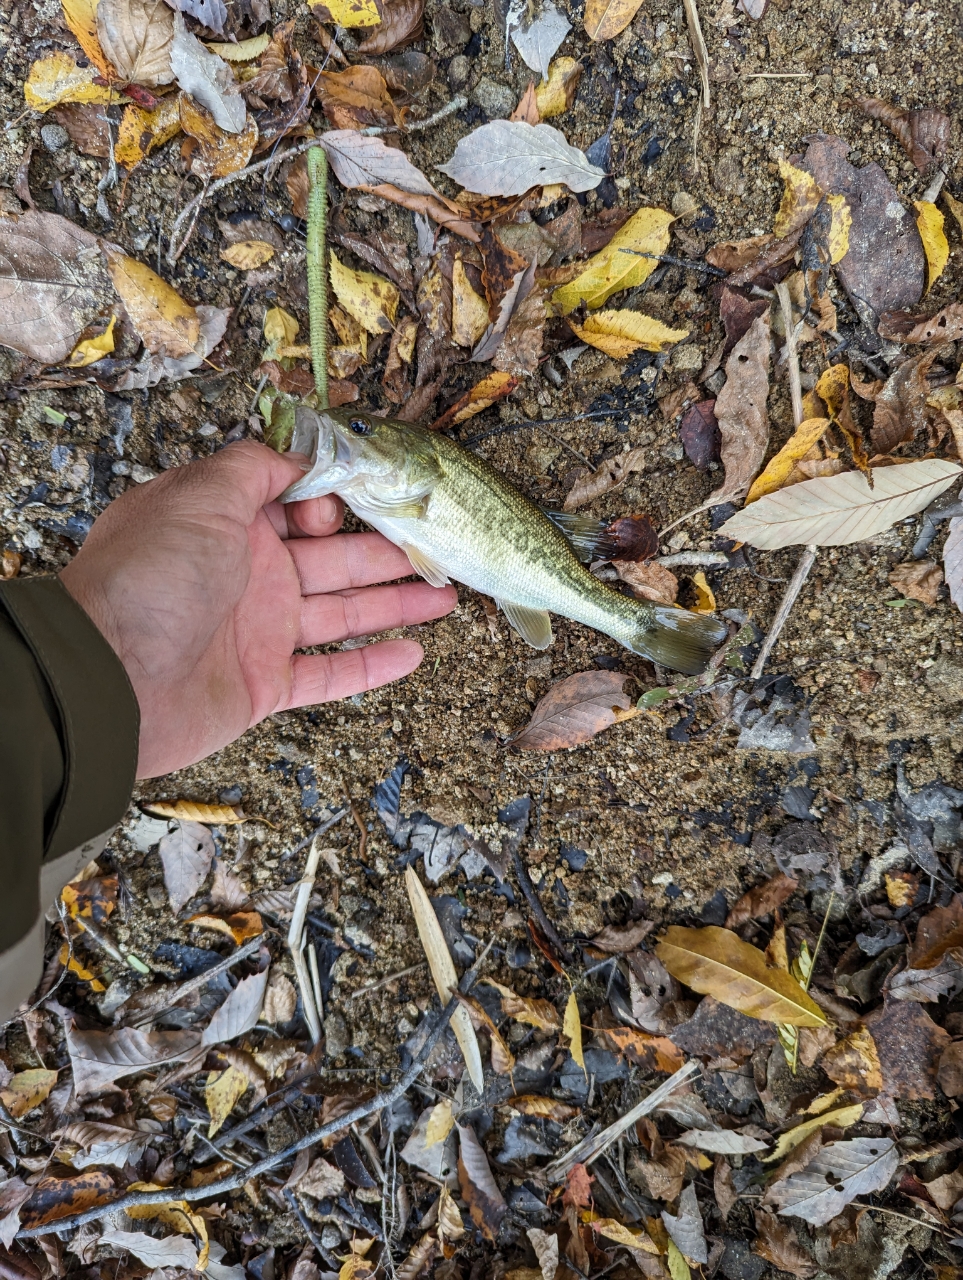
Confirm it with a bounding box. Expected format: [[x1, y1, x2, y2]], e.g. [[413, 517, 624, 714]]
[[1, 0, 962, 1266]]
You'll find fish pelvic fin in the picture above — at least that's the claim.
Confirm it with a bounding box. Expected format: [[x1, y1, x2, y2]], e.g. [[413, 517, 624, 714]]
[[497, 600, 553, 649], [628, 605, 728, 675], [404, 544, 450, 589]]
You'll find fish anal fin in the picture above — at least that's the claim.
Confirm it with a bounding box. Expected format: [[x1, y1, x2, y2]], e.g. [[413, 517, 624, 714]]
[[404, 544, 450, 589], [497, 599, 553, 649]]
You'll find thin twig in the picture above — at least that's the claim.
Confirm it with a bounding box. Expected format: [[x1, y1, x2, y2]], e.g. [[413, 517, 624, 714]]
[[655, 551, 730, 568], [362, 95, 468, 137], [511, 846, 572, 966], [617, 249, 727, 278], [749, 545, 818, 681], [346, 962, 426, 1001], [306, 146, 329, 409], [775, 281, 805, 431], [16, 995, 461, 1240], [284, 1188, 340, 1270], [130, 936, 263, 1028], [289, 837, 324, 1044]]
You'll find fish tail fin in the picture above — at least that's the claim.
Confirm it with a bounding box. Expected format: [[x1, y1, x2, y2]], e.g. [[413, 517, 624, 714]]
[[628, 605, 728, 675]]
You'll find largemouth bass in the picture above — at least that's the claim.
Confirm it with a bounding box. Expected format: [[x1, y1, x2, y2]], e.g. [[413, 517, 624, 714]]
[[281, 407, 727, 674]]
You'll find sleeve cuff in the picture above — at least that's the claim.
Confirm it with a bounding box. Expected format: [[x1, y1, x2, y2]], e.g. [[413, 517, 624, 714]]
[[0, 577, 139, 860]]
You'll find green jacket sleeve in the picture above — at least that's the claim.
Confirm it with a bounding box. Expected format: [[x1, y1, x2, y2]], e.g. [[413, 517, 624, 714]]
[[0, 576, 139, 1020]]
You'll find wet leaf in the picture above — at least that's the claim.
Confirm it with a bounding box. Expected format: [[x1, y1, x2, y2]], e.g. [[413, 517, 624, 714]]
[[96, 0, 174, 87], [170, 14, 245, 133], [19, 1171, 115, 1230], [508, 1095, 578, 1121], [890, 949, 963, 1002], [0, 1068, 58, 1118], [201, 966, 270, 1045], [725, 873, 799, 927], [569, 309, 689, 356], [158, 820, 215, 913], [774, 160, 823, 239], [105, 245, 199, 357], [24, 53, 120, 112], [0, 209, 113, 364], [357, 0, 423, 54], [708, 310, 771, 505], [67, 314, 117, 367], [509, 0, 571, 80], [554, 206, 673, 312], [64, 1021, 202, 1096], [656, 926, 827, 1026], [311, 0, 381, 26], [512, 670, 634, 750], [563, 990, 585, 1071], [717, 460, 962, 549], [766, 1136, 899, 1226], [536, 57, 582, 118], [616, 560, 678, 604], [662, 1184, 707, 1265], [945, 518, 963, 614], [562, 445, 647, 510], [318, 65, 402, 130], [888, 559, 942, 605], [452, 259, 490, 348], [99, 1228, 199, 1270], [220, 240, 275, 270], [914, 200, 949, 293], [854, 95, 950, 174], [753, 1209, 817, 1279], [821, 1028, 883, 1095], [745, 420, 832, 504], [329, 250, 399, 335], [205, 1064, 249, 1137], [676, 1129, 769, 1154], [404, 867, 484, 1090], [457, 1123, 507, 1240], [438, 121, 604, 198]]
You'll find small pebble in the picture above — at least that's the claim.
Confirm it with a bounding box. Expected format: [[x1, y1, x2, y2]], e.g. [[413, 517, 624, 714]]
[[448, 55, 470, 90], [40, 124, 70, 154], [197, 422, 219, 437], [671, 190, 698, 219]]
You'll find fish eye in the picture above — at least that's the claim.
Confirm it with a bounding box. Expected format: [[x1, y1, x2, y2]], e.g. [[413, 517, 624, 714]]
[[349, 418, 373, 436]]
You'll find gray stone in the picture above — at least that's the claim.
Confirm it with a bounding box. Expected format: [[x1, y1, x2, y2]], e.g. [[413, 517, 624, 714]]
[[448, 55, 470, 90], [712, 148, 746, 197], [471, 76, 516, 120], [323, 1011, 349, 1059], [40, 124, 70, 154], [925, 654, 963, 703]]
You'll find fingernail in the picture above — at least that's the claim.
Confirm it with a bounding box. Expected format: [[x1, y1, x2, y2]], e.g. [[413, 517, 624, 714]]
[[317, 495, 336, 522]]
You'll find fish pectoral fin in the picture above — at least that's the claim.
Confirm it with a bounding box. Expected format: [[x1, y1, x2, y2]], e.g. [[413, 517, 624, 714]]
[[497, 599, 553, 649], [404, 544, 451, 589], [359, 489, 432, 520]]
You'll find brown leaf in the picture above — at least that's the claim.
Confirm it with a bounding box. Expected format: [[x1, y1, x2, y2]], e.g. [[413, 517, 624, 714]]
[[50, 104, 113, 157], [594, 1026, 685, 1073], [507, 1095, 579, 1121], [242, 21, 305, 105], [862, 999, 950, 1101], [511, 81, 540, 124], [64, 1021, 202, 1096], [878, 302, 963, 345], [870, 350, 938, 454], [490, 280, 546, 375], [605, 514, 660, 562], [679, 399, 721, 471], [753, 1209, 817, 1278], [382, 314, 418, 404], [725, 873, 798, 928], [821, 1026, 883, 1095], [285, 153, 309, 217], [19, 1172, 115, 1229], [562, 446, 648, 511], [457, 1123, 507, 1240], [357, 0, 423, 54], [372, 49, 436, 96], [714, 1155, 738, 1220], [483, 982, 561, 1032], [937, 1041, 963, 1097], [923, 1164, 963, 1209], [96, 0, 174, 87], [720, 285, 770, 356], [591, 920, 654, 952], [317, 66, 402, 130], [511, 670, 634, 751], [908, 893, 963, 969], [358, 181, 481, 242], [456, 994, 514, 1076], [479, 224, 529, 319], [709, 310, 771, 504], [671, 995, 776, 1061], [888, 559, 942, 605], [854, 96, 950, 174], [630, 1144, 686, 1201]]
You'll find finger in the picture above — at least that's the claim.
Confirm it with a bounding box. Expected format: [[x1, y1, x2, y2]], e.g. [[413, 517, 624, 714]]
[[285, 639, 424, 709], [286, 493, 345, 539], [299, 581, 457, 647], [288, 530, 417, 595]]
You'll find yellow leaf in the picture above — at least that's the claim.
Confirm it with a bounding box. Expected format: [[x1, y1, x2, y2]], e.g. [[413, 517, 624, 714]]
[[815, 364, 849, 418], [745, 418, 832, 503], [482, 981, 561, 1032], [821, 1025, 884, 1094], [205, 33, 271, 60], [425, 1098, 455, 1147], [553, 207, 674, 313], [584, 0, 645, 41], [655, 926, 828, 1027], [104, 247, 199, 358], [914, 200, 949, 293], [127, 1185, 209, 1271], [826, 194, 851, 264], [568, 308, 689, 356], [690, 571, 716, 613], [179, 95, 258, 179], [220, 240, 276, 270], [451, 259, 490, 348], [24, 53, 120, 112], [774, 160, 823, 239], [0, 1069, 58, 1118], [437, 1185, 466, 1243], [311, 0, 381, 27], [205, 1065, 249, 1137], [329, 251, 399, 336], [67, 315, 117, 368], [945, 190, 963, 237], [278, 344, 313, 360], [667, 1239, 691, 1280], [801, 1088, 845, 1115], [764, 1103, 864, 1163], [58, 942, 106, 991], [61, 0, 113, 77], [115, 93, 181, 170], [535, 57, 582, 118], [431, 370, 520, 430], [263, 306, 300, 360], [563, 990, 585, 1074], [143, 800, 245, 824], [885, 871, 916, 908], [594, 1219, 661, 1254]]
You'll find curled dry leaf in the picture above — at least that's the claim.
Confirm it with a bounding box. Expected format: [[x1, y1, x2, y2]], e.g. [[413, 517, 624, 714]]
[[594, 1026, 684, 1073], [563, 446, 647, 511], [766, 1136, 899, 1226], [508, 1095, 578, 1121], [99, 1228, 198, 1271], [483, 980, 561, 1031], [878, 301, 963, 345], [144, 799, 245, 823], [457, 1123, 507, 1240], [725, 872, 799, 928], [656, 926, 827, 1026], [752, 1209, 817, 1279], [457, 994, 514, 1075], [511, 670, 635, 751], [318, 65, 402, 130], [888, 559, 942, 605], [889, 948, 963, 1003], [452, 259, 490, 348], [590, 919, 654, 952], [220, 240, 275, 270], [662, 1183, 708, 1265], [357, 0, 423, 54], [438, 121, 605, 198], [616, 560, 678, 604], [96, 0, 174, 87], [20, 1171, 115, 1230], [854, 95, 950, 174], [708, 310, 771, 505], [568, 309, 689, 356]]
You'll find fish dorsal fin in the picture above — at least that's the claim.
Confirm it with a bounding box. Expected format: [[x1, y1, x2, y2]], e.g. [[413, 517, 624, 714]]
[[357, 490, 432, 520], [542, 510, 616, 563], [404, 544, 451, 589], [497, 599, 553, 649]]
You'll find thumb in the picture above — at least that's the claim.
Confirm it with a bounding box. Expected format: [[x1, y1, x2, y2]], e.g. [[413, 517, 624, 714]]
[[177, 440, 308, 526]]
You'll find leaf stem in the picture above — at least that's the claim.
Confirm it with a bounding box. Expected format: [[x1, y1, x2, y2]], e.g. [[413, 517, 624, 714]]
[[306, 144, 329, 410]]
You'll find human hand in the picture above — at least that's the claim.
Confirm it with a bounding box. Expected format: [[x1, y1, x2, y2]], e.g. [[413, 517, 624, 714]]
[[60, 441, 457, 778]]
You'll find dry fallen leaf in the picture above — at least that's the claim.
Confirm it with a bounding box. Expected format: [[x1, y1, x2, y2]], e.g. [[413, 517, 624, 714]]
[[430, 371, 519, 430], [725, 873, 799, 927], [96, 0, 174, 87], [512, 670, 635, 750], [114, 93, 181, 169], [820, 1027, 883, 1095], [890, 948, 963, 1003], [616, 560, 679, 604], [509, 0, 571, 81], [170, 13, 245, 133], [329, 250, 399, 335], [483, 981, 562, 1031], [656, 926, 827, 1026], [766, 1136, 899, 1226], [584, 0, 645, 40], [774, 160, 823, 239], [878, 301, 963, 345], [914, 200, 949, 293], [0, 1069, 58, 1119], [554, 206, 673, 313], [205, 1065, 249, 1137], [439, 121, 604, 198], [144, 799, 245, 823], [64, 1021, 202, 1097], [753, 1209, 817, 1279], [157, 820, 214, 913], [311, 0, 381, 26], [862, 998, 949, 1101], [179, 94, 258, 179], [709, 310, 771, 505], [201, 967, 269, 1046], [854, 94, 950, 174], [24, 52, 120, 112], [425, 1098, 455, 1146], [594, 1026, 684, 1073], [718, 460, 962, 549], [457, 994, 514, 1076], [536, 57, 582, 118], [451, 259, 490, 348], [562, 446, 648, 511], [563, 990, 585, 1072], [945, 517, 963, 615], [317, 65, 402, 131], [189, 910, 264, 944], [508, 1095, 578, 1121], [98, 1229, 198, 1271], [569, 309, 689, 356], [219, 240, 275, 270], [745, 420, 832, 504], [357, 0, 423, 54], [888, 559, 942, 605], [663, 1183, 708, 1265], [105, 246, 199, 357], [457, 1123, 507, 1240]]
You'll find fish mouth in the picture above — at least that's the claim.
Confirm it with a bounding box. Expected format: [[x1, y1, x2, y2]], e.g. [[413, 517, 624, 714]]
[[279, 407, 343, 503]]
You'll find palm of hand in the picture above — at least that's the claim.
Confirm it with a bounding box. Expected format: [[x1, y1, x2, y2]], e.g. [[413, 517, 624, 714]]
[[61, 442, 456, 778]]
